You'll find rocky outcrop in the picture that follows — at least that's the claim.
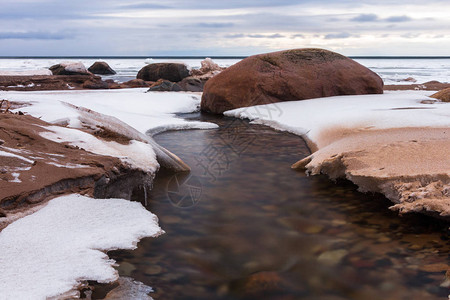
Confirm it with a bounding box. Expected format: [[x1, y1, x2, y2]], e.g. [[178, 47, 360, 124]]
[[88, 61, 117, 75], [191, 57, 224, 77], [0, 75, 108, 91], [178, 77, 204, 92], [137, 63, 190, 82], [0, 113, 125, 224], [83, 78, 110, 89], [384, 81, 450, 91], [49, 62, 90, 75], [430, 88, 450, 102], [147, 79, 182, 92], [201, 48, 384, 114], [122, 79, 152, 88]]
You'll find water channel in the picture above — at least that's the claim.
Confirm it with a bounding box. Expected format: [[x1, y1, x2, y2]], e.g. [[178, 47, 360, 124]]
[[109, 113, 449, 300]]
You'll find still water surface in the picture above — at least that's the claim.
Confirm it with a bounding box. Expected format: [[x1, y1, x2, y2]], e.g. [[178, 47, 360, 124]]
[[110, 113, 449, 300]]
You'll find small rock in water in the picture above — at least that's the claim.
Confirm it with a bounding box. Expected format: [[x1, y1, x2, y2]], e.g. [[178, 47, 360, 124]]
[[317, 249, 348, 266], [408, 244, 423, 251], [116, 262, 136, 276], [419, 263, 449, 273], [145, 265, 163, 275], [304, 225, 324, 234]]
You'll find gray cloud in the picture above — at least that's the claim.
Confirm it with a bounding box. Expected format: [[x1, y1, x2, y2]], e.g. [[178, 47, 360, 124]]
[[224, 33, 246, 38], [291, 34, 305, 39], [196, 22, 234, 28], [225, 33, 285, 39], [324, 32, 354, 39], [351, 14, 378, 22], [249, 33, 284, 38], [0, 31, 70, 40], [401, 33, 420, 38], [385, 15, 412, 22], [120, 3, 171, 9]]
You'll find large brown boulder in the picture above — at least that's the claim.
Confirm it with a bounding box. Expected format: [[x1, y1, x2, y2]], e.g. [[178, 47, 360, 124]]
[[430, 88, 450, 102], [88, 61, 116, 75], [137, 63, 190, 82], [201, 48, 383, 113]]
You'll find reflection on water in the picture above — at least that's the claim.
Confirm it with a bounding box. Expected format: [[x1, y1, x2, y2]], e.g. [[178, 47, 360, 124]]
[[109, 113, 449, 300]]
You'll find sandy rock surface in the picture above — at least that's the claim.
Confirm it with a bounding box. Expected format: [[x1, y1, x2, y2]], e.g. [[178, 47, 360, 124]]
[[293, 127, 450, 219]]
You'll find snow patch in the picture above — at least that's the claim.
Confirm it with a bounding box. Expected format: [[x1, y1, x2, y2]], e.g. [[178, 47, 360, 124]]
[[40, 125, 158, 173], [0, 194, 163, 299], [0, 149, 34, 164]]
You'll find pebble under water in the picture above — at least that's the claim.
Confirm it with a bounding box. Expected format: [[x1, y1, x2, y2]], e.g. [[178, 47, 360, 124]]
[[109, 113, 449, 300]]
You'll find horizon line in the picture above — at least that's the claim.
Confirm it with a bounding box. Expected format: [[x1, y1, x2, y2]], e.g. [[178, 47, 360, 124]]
[[1, 55, 450, 59]]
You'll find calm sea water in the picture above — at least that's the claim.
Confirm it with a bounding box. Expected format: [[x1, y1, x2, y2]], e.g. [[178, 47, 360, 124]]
[[0, 57, 449, 85]]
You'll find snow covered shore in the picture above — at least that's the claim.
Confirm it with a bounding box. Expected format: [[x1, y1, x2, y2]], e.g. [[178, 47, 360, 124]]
[[225, 91, 450, 219], [0, 89, 217, 298]]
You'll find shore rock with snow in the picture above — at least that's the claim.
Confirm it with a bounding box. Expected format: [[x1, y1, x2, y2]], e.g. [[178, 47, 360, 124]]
[[49, 62, 90, 76], [201, 48, 383, 114]]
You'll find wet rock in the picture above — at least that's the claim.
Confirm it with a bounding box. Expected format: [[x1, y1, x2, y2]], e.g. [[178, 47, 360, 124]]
[[179, 77, 204, 92], [144, 265, 163, 275], [88, 61, 116, 75], [49, 62, 90, 75], [304, 225, 324, 234], [317, 249, 348, 266], [230, 271, 282, 296], [430, 87, 450, 102], [0, 208, 6, 218], [201, 48, 383, 113], [147, 79, 182, 92], [122, 79, 152, 88], [419, 263, 449, 273], [137, 63, 190, 82], [103, 277, 153, 300], [408, 244, 423, 251], [82, 78, 109, 89]]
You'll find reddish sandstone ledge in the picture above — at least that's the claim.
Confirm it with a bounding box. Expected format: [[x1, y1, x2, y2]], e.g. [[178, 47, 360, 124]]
[[0, 75, 156, 91], [0, 113, 152, 229], [384, 81, 450, 91]]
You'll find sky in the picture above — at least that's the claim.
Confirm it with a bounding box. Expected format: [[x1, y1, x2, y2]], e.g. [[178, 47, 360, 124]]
[[0, 0, 449, 56]]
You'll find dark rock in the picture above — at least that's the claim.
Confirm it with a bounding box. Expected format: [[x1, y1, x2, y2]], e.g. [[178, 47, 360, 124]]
[[88, 61, 116, 75], [201, 48, 384, 114], [82, 78, 109, 89], [147, 79, 183, 92], [49, 62, 90, 75], [137, 63, 190, 82], [123, 79, 152, 88], [179, 77, 204, 92]]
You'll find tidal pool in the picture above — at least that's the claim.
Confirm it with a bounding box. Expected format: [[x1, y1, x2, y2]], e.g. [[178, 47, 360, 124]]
[[110, 113, 449, 300]]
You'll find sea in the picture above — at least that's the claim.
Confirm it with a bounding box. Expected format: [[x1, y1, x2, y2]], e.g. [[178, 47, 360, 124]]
[[0, 56, 449, 85]]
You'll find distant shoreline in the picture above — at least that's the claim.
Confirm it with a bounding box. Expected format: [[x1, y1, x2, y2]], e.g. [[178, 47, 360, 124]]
[[1, 56, 450, 59]]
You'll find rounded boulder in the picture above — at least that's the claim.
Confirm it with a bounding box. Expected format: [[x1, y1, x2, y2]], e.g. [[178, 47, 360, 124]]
[[137, 63, 190, 82], [201, 48, 383, 114]]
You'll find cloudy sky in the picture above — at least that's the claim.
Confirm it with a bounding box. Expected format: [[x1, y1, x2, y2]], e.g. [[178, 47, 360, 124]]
[[1, 0, 449, 56]]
